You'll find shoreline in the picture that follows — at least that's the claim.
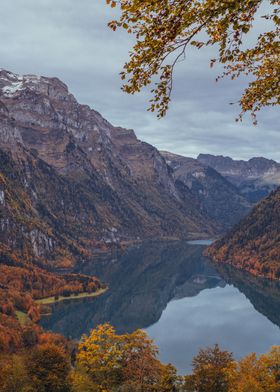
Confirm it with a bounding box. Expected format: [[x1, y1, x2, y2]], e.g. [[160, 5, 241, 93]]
[[35, 287, 108, 305]]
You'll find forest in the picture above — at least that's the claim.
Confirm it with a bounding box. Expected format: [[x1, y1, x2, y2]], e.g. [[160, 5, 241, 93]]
[[207, 188, 280, 280], [0, 244, 104, 352], [0, 322, 279, 392]]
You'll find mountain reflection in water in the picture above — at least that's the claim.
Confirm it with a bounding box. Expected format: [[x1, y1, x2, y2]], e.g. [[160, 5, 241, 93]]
[[41, 241, 280, 373]]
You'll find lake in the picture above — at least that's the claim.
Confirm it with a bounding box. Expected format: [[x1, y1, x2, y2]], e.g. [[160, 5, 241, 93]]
[[41, 240, 280, 374]]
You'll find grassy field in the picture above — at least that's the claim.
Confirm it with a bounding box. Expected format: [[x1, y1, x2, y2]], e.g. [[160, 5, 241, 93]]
[[15, 310, 29, 326], [35, 287, 107, 305]]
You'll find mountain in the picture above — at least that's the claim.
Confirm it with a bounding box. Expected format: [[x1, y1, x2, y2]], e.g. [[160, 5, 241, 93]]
[[206, 187, 280, 280], [197, 154, 280, 203], [0, 69, 217, 270], [161, 151, 251, 231]]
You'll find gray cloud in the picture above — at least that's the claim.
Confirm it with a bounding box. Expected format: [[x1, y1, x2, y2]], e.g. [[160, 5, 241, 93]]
[[0, 0, 279, 160]]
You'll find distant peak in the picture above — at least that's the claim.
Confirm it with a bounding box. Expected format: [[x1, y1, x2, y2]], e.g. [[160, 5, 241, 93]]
[[0, 69, 69, 98], [197, 153, 278, 164], [248, 156, 276, 164], [160, 151, 181, 159], [197, 153, 233, 161]]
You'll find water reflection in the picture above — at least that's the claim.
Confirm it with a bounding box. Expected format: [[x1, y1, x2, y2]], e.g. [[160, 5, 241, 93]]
[[216, 264, 280, 327], [41, 241, 224, 338], [41, 241, 280, 373], [146, 285, 280, 373]]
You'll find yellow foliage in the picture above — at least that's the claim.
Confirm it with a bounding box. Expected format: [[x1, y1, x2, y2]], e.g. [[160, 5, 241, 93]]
[[108, 0, 279, 121], [229, 347, 280, 392], [76, 323, 163, 391]]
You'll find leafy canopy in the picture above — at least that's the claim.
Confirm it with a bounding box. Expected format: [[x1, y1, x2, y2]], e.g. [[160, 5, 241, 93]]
[[107, 0, 280, 123], [75, 323, 176, 391], [184, 344, 236, 392]]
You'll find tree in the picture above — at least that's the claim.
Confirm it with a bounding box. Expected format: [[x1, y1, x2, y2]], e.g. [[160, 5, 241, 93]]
[[186, 344, 236, 392], [157, 363, 183, 392], [120, 329, 162, 390], [76, 323, 125, 391], [70, 366, 99, 392], [0, 354, 30, 392], [27, 343, 71, 392], [229, 346, 280, 392], [108, 0, 280, 122], [263, 346, 280, 386], [75, 323, 175, 392]]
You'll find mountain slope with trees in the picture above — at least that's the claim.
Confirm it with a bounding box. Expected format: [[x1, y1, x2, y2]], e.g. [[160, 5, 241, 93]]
[[207, 187, 280, 280], [0, 69, 216, 272]]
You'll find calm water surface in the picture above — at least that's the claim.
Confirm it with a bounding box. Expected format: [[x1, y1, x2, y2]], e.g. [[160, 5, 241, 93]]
[[41, 241, 280, 374]]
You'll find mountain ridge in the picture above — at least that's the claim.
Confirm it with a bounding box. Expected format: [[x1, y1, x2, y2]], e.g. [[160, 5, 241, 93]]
[[160, 151, 251, 231], [2, 69, 278, 271], [0, 69, 215, 270], [198, 153, 280, 202]]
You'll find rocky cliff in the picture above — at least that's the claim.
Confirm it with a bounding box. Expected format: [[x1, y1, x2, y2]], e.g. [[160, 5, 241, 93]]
[[198, 154, 280, 203], [161, 151, 251, 231], [0, 69, 216, 268]]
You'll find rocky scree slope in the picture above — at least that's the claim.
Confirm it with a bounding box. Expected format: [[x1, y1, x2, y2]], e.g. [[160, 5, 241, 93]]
[[198, 154, 280, 203], [0, 69, 216, 269], [161, 151, 251, 231]]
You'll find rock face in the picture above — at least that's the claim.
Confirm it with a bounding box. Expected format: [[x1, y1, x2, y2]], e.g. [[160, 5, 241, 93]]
[[161, 151, 251, 231], [207, 187, 280, 280], [198, 154, 280, 203], [0, 69, 216, 268]]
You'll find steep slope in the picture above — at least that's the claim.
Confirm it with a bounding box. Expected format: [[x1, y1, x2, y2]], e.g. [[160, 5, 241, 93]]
[[0, 69, 215, 269], [0, 146, 123, 268], [161, 151, 251, 231], [0, 250, 103, 352], [207, 187, 280, 280], [198, 154, 280, 202]]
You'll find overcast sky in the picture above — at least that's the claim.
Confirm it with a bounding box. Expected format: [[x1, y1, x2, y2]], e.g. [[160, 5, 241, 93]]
[[0, 0, 279, 160]]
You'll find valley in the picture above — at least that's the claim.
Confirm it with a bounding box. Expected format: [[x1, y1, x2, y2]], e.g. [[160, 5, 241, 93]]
[[40, 240, 280, 374], [0, 69, 279, 387], [0, 0, 279, 389]]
